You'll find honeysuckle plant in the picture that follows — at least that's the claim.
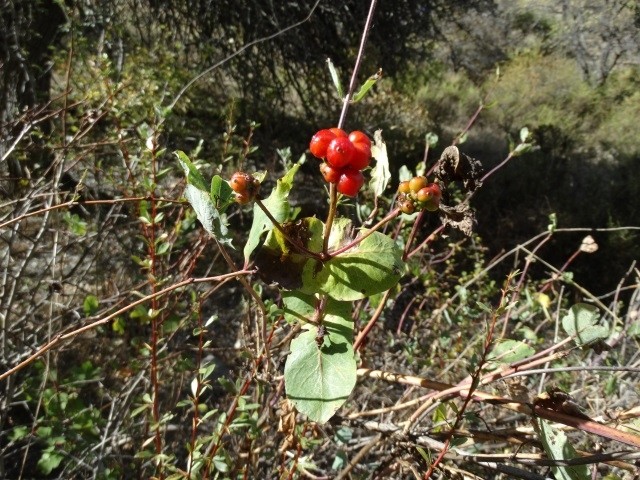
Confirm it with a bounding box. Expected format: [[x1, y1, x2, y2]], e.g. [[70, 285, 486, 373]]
[[178, 116, 482, 423]]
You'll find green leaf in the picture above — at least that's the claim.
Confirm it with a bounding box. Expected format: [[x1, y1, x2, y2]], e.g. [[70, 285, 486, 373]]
[[183, 184, 232, 247], [487, 339, 535, 364], [9, 426, 29, 442], [425, 132, 439, 148], [369, 130, 391, 197], [537, 419, 590, 480], [628, 321, 640, 338], [38, 450, 65, 475], [284, 307, 356, 423], [302, 227, 404, 301], [352, 68, 382, 102], [244, 162, 301, 263], [326, 58, 344, 98], [210, 175, 234, 213], [176, 150, 207, 192], [83, 294, 99, 316], [561, 303, 609, 347], [282, 291, 352, 326]]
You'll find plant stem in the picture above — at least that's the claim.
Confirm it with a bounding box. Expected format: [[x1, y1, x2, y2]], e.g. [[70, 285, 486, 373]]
[[329, 207, 401, 257], [323, 0, 379, 254], [322, 183, 338, 254]]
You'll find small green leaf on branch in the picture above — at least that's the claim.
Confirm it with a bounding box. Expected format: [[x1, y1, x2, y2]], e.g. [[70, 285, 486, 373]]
[[352, 68, 382, 103]]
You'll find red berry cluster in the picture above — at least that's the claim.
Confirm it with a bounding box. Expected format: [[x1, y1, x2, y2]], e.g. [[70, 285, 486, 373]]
[[309, 128, 371, 197], [229, 171, 260, 204], [396, 176, 442, 214]]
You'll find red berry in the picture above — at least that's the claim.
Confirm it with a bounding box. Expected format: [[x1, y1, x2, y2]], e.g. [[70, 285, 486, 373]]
[[428, 182, 442, 201], [349, 141, 371, 170], [326, 137, 355, 169], [417, 183, 442, 211], [229, 172, 252, 193], [417, 183, 442, 202], [309, 129, 336, 159], [235, 193, 252, 205], [348, 131, 371, 149], [320, 162, 342, 183], [398, 181, 411, 194], [337, 168, 364, 197], [329, 127, 348, 138], [409, 176, 428, 193], [229, 172, 260, 203]]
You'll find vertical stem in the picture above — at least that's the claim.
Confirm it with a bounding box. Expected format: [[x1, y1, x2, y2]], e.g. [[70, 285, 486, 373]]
[[337, 0, 379, 129], [323, 0, 379, 252], [148, 131, 163, 475]]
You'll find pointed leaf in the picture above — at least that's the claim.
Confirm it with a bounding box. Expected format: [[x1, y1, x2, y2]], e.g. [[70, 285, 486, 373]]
[[244, 163, 301, 263], [326, 58, 344, 98], [176, 150, 207, 192], [352, 68, 382, 102]]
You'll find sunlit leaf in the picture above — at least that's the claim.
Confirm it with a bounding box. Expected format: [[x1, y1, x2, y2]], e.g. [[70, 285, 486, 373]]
[[326, 58, 344, 98], [244, 162, 301, 263], [352, 68, 382, 102], [487, 339, 535, 364], [302, 224, 404, 301], [369, 130, 391, 197], [284, 305, 356, 423], [537, 419, 590, 480], [176, 150, 207, 192], [561, 303, 609, 347]]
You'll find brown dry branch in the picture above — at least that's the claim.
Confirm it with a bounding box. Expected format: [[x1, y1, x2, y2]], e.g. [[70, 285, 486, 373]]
[[357, 368, 640, 449], [0, 271, 254, 383]]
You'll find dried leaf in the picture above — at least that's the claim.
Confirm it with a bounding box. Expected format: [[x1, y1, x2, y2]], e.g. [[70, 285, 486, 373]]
[[434, 146, 483, 193], [580, 235, 598, 253], [438, 203, 476, 236]]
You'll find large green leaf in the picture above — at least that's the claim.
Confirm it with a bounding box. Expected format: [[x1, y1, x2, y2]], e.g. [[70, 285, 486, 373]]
[[537, 419, 590, 480], [244, 163, 301, 263], [284, 296, 356, 423], [561, 303, 609, 347], [302, 227, 404, 301]]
